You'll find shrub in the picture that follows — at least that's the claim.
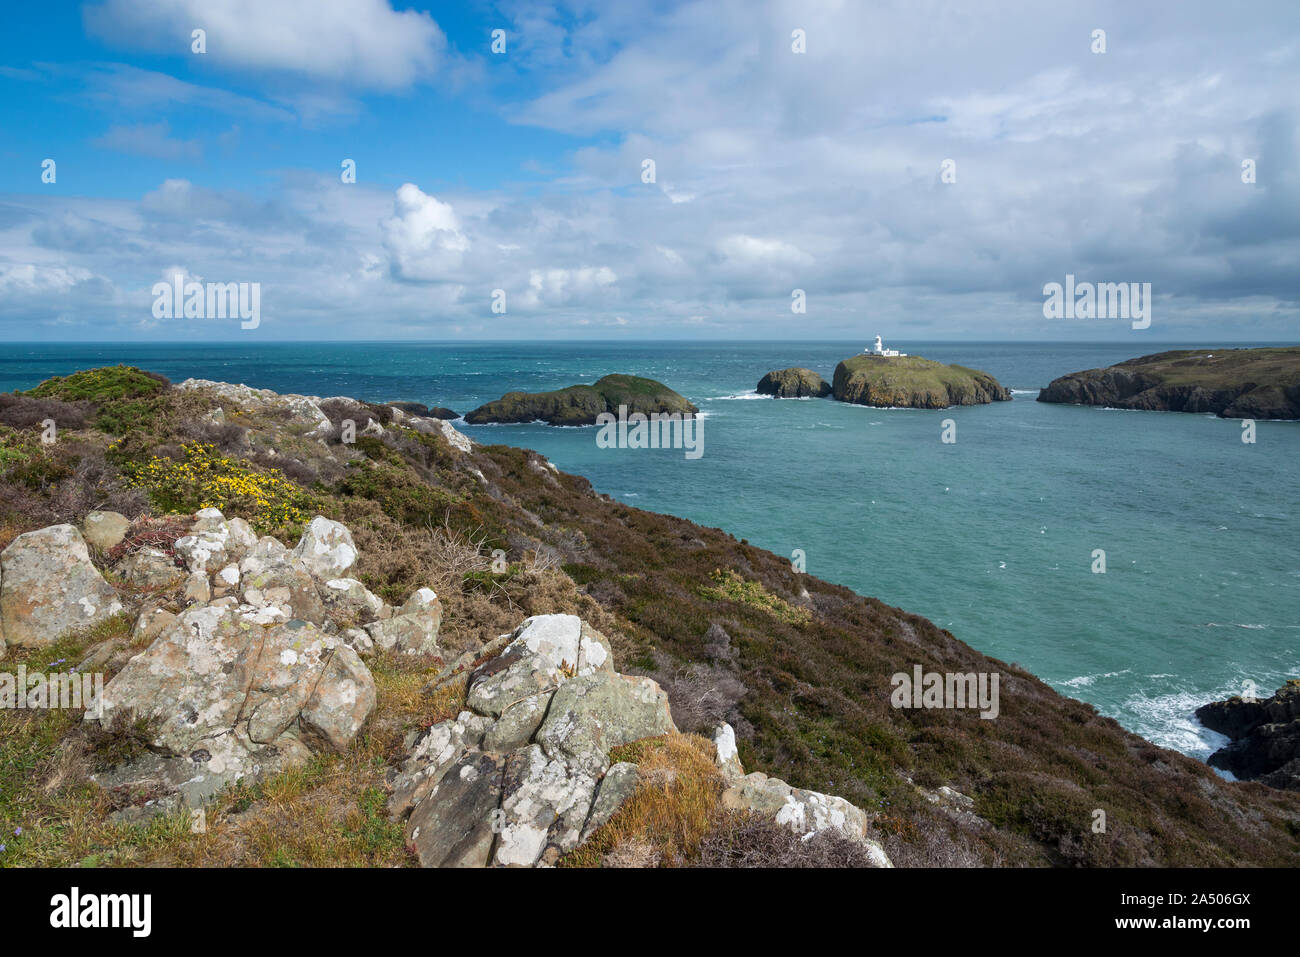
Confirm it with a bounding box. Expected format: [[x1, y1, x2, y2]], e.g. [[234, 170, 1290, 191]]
[[119, 442, 315, 532], [698, 568, 811, 626], [24, 365, 168, 402]]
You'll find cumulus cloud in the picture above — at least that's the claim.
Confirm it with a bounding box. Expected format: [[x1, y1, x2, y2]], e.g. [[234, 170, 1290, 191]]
[[381, 184, 471, 282]]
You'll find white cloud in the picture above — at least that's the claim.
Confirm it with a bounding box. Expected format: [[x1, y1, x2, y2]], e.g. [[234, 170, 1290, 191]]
[[381, 184, 470, 281], [84, 0, 446, 90]]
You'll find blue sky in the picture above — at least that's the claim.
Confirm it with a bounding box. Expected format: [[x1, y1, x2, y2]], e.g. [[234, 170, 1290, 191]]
[[1, 0, 1298, 341]]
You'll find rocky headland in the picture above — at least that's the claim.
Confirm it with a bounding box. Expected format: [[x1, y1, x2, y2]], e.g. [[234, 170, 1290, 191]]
[[0, 365, 1297, 867], [1037, 347, 1300, 419], [465, 374, 697, 426]]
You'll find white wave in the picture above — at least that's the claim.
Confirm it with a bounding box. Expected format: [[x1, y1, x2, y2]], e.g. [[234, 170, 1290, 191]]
[[707, 391, 767, 401], [1010, 389, 1040, 395]]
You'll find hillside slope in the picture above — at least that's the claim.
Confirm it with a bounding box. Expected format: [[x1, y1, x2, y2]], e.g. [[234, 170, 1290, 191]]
[[0, 367, 1297, 866]]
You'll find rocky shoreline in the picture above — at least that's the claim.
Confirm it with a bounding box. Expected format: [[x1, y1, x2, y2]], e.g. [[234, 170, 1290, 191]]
[[1037, 347, 1300, 419], [465, 373, 697, 425], [1196, 682, 1300, 791]]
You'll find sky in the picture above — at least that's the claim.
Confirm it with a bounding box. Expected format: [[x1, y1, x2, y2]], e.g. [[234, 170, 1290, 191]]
[[0, 0, 1297, 342]]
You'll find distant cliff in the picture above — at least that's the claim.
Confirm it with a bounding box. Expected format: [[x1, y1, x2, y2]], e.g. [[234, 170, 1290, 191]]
[[756, 368, 831, 398], [1037, 347, 1300, 419], [465, 374, 698, 425], [832, 355, 1011, 408]]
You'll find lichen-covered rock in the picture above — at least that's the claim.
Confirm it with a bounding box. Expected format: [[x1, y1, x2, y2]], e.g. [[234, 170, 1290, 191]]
[[90, 600, 375, 806], [239, 540, 325, 623], [364, 588, 441, 655], [0, 524, 124, 650], [713, 721, 892, 867], [536, 671, 674, 775], [320, 578, 385, 623], [83, 510, 130, 550], [291, 516, 358, 580], [115, 547, 185, 590], [392, 613, 671, 868], [465, 614, 612, 717]]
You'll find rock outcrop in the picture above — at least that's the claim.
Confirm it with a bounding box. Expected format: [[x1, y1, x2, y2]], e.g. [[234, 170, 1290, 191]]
[[832, 355, 1011, 408], [465, 374, 698, 426], [0, 524, 124, 657], [389, 613, 675, 867], [69, 508, 440, 814], [1197, 681, 1300, 790], [1037, 347, 1300, 419], [710, 723, 893, 867], [756, 368, 832, 398]]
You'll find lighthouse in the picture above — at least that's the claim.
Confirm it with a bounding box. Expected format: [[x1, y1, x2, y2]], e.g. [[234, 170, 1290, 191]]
[[868, 335, 906, 357]]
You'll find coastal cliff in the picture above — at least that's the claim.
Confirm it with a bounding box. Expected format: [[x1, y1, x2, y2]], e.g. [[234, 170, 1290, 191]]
[[832, 355, 1012, 408], [1037, 347, 1300, 419], [465, 374, 697, 425], [0, 366, 1297, 867]]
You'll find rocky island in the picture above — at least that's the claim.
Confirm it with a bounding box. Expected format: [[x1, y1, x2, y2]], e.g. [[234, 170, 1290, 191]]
[[832, 355, 1011, 409], [465, 373, 697, 426], [756, 367, 831, 398], [0, 365, 1297, 868], [1037, 347, 1300, 419]]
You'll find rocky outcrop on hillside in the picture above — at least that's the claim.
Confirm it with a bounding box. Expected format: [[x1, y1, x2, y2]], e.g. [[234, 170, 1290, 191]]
[[756, 368, 832, 398], [832, 355, 1011, 408], [1197, 681, 1300, 790], [711, 723, 892, 866], [388, 613, 676, 867], [464, 374, 698, 426], [1037, 348, 1300, 419]]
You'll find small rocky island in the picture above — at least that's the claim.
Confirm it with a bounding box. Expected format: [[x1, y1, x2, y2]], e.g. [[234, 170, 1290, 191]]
[[1037, 347, 1300, 419], [756, 368, 831, 398], [465, 374, 697, 426], [1196, 681, 1300, 791], [756, 337, 1011, 409], [832, 355, 1011, 409]]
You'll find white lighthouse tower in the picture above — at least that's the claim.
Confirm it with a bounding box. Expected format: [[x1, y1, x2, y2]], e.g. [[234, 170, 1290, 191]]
[[868, 335, 906, 357]]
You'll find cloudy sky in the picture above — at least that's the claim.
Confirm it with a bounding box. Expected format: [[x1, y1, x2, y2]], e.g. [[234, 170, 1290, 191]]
[[1, 0, 1297, 341]]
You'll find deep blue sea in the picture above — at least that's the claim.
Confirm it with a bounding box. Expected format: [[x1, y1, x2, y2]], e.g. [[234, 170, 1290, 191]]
[[3, 340, 1297, 759]]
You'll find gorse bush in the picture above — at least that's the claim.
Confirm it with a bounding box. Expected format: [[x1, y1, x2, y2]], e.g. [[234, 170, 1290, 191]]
[[119, 442, 315, 532], [698, 568, 811, 626], [23, 365, 168, 402]]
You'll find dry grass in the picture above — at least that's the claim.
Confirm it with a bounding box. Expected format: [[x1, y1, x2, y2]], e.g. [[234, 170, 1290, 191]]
[[562, 733, 725, 868]]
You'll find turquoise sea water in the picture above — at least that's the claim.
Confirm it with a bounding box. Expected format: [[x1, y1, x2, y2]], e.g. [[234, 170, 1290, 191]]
[[2, 340, 1297, 759]]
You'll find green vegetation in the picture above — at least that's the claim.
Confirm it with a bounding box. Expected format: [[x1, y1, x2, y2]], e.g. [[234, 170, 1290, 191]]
[[832, 354, 1011, 409], [1038, 347, 1300, 419], [24, 365, 168, 402], [698, 568, 812, 626], [119, 442, 317, 533], [465, 373, 699, 425]]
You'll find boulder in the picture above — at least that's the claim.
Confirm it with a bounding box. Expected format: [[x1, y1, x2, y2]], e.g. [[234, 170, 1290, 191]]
[[0, 524, 124, 650], [320, 578, 385, 623], [713, 721, 892, 867], [1199, 682, 1300, 790], [82, 510, 130, 550], [115, 547, 185, 590], [291, 516, 358, 580], [90, 600, 375, 807], [392, 614, 672, 868], [364, 587, 441, 655]]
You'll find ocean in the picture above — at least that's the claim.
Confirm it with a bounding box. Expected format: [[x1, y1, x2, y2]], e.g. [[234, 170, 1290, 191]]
[[2, 340, 1296, 759]]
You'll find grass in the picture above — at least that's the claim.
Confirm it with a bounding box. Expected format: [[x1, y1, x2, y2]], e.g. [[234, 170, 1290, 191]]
[[833, 354, 1009, 408], [23, 366, 168, 402], [698, 567, 812, 626]]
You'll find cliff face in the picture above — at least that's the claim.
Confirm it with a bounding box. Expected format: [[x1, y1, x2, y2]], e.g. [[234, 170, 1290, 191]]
[[832, 355, 1011, 408], [1037, 347, 1300, 419], [465, 374, 698, 425], [1, 367, 1298, 867], [1197, 682, 1300, 790]]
